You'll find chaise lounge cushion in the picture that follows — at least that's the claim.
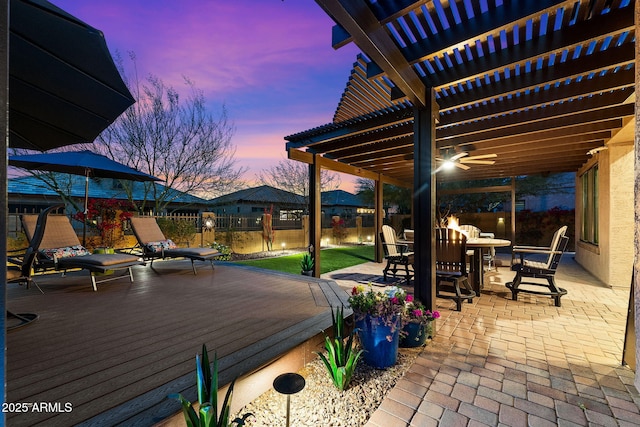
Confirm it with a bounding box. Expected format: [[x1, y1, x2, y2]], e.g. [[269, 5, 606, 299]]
[[57, 253, 142, 268], [163, 247, 221, 259]]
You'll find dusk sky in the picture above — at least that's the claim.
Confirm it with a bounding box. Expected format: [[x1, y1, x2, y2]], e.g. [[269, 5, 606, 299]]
[[52, 0, 361, 192]]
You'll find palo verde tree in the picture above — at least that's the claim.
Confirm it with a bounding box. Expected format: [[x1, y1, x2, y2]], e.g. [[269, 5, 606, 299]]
[[96, 52, 246, 213], [256, 158, 341, 206]]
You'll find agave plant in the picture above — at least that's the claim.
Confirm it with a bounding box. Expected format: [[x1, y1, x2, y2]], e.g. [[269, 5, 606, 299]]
[[169, 344, 252, 427], [316, 305, 363, 391]]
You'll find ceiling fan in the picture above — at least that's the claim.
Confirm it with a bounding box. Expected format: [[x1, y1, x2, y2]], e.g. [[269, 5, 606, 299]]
[[435, 148, 497, 172]]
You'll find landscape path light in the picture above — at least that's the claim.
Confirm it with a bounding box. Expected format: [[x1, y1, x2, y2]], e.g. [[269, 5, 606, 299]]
[[272, 372, 305, 427]]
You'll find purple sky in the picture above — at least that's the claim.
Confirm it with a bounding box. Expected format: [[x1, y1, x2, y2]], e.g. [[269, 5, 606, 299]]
[[52, 0, 360, 192]]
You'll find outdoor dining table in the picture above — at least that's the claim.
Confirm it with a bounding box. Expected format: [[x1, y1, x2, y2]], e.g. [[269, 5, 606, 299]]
[[466, 237, 511, 295]]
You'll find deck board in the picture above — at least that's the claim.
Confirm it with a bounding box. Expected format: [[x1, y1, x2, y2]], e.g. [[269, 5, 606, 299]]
[[6, 260, 348, 426]]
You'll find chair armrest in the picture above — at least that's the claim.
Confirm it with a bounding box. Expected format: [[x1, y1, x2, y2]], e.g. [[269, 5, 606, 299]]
[[513, 247, 554, 255], [513, 245, 550, 251], [383, 243, 409, 256], [479, 232, 495, 238]]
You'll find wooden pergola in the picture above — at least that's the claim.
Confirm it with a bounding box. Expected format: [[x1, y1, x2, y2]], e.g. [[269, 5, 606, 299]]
[[284, 0, 635, 310]]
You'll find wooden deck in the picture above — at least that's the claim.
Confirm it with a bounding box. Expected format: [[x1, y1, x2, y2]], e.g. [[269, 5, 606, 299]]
[[6, 260, 349, 426]]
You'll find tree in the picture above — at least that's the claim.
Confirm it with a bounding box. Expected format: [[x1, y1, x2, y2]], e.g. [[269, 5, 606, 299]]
[[96, 52, 246, 213], [355, 178, 412, 214], [256, 158, 341, 201], [437, 173, 575, 214]]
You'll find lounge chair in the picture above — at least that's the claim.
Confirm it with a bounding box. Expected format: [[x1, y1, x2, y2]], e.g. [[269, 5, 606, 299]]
[[8, 204, 65, 293], [21, 207, 144, 291], [435, 227, 476, 311], [380, 224, 414, 283], [129, 216, 222, 274], [6, 205, 62, 329], [506, 226, 569, 307]]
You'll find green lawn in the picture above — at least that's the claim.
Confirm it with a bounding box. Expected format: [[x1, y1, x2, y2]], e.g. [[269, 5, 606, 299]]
[[231, 245, 375, 275]]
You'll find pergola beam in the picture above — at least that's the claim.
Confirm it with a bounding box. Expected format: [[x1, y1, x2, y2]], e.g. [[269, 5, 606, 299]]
[[316, 0, 427, 107]]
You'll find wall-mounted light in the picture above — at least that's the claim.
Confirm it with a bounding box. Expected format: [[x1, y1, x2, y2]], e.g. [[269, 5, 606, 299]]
[[201, 215, 214, 247]]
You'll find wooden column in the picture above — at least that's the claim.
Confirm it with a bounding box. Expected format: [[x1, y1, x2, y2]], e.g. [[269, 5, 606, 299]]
[[413, 89, 437, 311], [374, 177, 383, 263], [309, 155, 321, 277], [511, 177, 516, 244]]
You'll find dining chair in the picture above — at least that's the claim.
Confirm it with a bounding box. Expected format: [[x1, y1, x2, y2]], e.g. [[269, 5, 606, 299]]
[[380, 225, 414, 284], [435, 227, 476, 311], [506, 226, 569, 307]]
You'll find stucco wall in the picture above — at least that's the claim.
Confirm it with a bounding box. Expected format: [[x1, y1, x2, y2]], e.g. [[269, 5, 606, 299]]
[[575, 143, 634, 287]]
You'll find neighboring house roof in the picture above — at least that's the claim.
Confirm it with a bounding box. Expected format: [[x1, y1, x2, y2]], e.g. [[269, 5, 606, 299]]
[[209, 185, 306, 206], [8, 175, 208, 205], [321, 189, 369, 208]]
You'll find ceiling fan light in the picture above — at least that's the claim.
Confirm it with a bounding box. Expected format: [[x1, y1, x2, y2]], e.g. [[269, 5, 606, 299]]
[[443, 159, 455, 170]]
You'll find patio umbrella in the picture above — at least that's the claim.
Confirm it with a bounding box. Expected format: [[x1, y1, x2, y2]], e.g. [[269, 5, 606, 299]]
[[9, 150, 161, 245], [9, 0, 135, 151]]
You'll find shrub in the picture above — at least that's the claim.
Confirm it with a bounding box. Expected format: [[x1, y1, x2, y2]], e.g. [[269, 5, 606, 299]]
[[157, 218, 196, 245], [316, 306, 363, 391], [211, 241, 232, 261], [169, 344, 252, 427]]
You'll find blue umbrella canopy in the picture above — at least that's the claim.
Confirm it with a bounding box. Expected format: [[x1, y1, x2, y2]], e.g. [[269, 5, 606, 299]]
[[9, 150, 160, 245], [9, 150, 159, 182]]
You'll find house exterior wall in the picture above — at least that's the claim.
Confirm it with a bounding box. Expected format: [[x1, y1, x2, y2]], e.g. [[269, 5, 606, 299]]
[[575, 143, 634, 287]]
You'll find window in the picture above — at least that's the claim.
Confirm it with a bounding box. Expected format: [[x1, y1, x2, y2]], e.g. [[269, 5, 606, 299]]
[[279, 209, 302, 220], [581, 165, 598, 244]]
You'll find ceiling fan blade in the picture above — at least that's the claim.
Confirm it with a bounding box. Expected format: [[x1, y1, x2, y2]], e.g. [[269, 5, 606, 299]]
[[450, 152, 468, 161], [461, 153, 497, 161], [461, 160, 496, 165], [454, 162, 471, 170]]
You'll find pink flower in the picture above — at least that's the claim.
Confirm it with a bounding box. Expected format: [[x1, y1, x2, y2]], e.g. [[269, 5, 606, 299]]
[[390, 297, 399, 304], [406, 294, 414, 302], [412, 309, 423, 317], [351, 286, 358, 295]]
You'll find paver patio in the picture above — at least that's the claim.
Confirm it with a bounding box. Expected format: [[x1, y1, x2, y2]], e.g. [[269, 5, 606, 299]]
[[324, 254, 640, 427]]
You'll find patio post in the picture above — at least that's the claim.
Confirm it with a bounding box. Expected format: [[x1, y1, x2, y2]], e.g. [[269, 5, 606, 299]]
[[412, 89, 437, 312], [309, 155, 321, 277]]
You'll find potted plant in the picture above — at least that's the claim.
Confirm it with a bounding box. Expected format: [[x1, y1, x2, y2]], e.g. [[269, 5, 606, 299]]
[[300, 253, 314, 276], [400, 296, 440, 348], [348, 285, 407, 368]]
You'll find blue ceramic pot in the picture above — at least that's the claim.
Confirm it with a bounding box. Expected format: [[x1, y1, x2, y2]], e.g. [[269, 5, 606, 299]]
[[400, 321, 427, 348], [355, 314, 400, 368]]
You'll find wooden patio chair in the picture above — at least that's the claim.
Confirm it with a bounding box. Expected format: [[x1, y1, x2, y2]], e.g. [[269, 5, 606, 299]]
[[435, 227, 476, 311], [380, 224, 414, 284], [129, 216, 222, 275], [21, 207, 144, 291], [506, 225, 569, 307], [459, 224, 495, 270]]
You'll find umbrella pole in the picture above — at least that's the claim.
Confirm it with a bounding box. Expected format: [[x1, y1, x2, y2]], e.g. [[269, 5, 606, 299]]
[[83, 172, 89, 247]]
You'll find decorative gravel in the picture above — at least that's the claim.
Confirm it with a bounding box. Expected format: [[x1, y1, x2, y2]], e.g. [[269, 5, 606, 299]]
[[232, 346, 424, 427]]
